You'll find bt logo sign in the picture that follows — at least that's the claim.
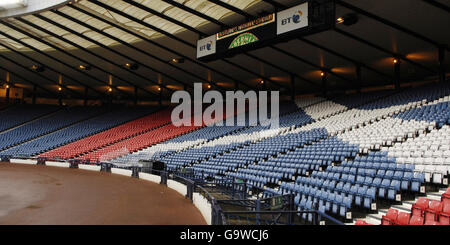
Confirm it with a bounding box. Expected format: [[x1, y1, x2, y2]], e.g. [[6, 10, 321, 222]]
[[281, 10, 303, 25]]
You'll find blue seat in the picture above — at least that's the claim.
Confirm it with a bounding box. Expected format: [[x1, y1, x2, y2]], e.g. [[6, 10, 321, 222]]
[[401, 172, 413, 190], [411, 172, 425, 192], [378, 179, 391, 198], [387, 180, 401, 200], [325, 193, 335, 212], [340, 196, 352, 218], [332, 194, 343, 214], [376, 169, 385, 178], [364, 187, 376, 210], [355, 186, 368, 206]]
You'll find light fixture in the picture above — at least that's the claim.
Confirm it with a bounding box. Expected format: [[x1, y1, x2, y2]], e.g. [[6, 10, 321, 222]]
[[320, 71, 325, 77], [0, 0, 27, 10], [58, 86, 62, 92], [260, 80, 264, 84], [31, 65, 45, 72], [393, 58, 399, 64], [207, 84, 211, 89], [79, 64, 91, 71], [171, 58, 185, 64], [124, 63, 139, 70], [108, 87, 113, 93], [5, 84, 10, 89], [336, 13, 358, 26]]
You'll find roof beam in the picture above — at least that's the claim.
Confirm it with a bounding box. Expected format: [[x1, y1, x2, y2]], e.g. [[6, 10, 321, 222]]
[[0, 51, 83, 97], [260, 0, 286, 10], [68, 4, 255, 91], [207, 0, 254, 20], [297, 37, 394, 80], [421, 0, 450, 13], [0, 39, 101, 98], [115, 0, 300, 90], [5, 17, 157, 98], [0, 63, 68, 97], [336, 0, 449, 52], [43, 10, 201, 93], [160, 0, 229, 29], [334, 27, 436, 74], [87, 0, 271, 90], [0, 24, 107, 97]]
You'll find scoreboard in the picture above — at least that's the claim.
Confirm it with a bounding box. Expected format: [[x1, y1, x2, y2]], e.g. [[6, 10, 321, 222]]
[[197, 0, 335, 62]]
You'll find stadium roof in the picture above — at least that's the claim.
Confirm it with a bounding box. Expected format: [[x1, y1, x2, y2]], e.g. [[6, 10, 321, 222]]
[[0, 0, 448, 101]]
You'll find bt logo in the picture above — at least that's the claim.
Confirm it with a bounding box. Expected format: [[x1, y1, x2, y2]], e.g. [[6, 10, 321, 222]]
[[281, 10, 303, 25], [200, 41, 213, 51]]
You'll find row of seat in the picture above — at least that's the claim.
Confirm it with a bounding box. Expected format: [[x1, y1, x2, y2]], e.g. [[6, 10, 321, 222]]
[[0, 106, 155, 157], [378, 188, 450, 225], [0, 106, 105, 152], [40, 107, 167, 159]]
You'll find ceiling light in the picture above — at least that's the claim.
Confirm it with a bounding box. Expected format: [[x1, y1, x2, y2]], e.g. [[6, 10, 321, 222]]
[[336, 13, 358, 26], [79, 64, 91, 71], [31, 65, 45, 72], [108, 87, 113, 93], [125, 63, 139, 70], [393, 58, 399, 64], [0, 0, 27, 10], [171, 58, 185, 64]]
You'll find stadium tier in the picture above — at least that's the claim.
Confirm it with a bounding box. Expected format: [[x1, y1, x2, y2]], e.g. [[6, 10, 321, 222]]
[[0, 106, 158, 158], [39, 108, 171, 160]]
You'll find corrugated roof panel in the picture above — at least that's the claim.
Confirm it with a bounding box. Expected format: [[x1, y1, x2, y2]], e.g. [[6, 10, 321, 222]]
[[0, 0, 263, 51]]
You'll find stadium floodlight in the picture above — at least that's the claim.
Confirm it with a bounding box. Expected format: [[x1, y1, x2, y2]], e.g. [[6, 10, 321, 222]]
[[0, 0, 28, 10]]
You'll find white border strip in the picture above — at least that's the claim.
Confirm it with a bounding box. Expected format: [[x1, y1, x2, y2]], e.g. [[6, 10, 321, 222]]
[[10, 159, 37, 165]]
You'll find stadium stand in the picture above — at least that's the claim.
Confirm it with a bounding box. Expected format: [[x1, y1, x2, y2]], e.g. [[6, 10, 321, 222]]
[[39, 108, 171, 160], [1, 106, 158, 158], [106, 82, 450, 224], [0, 104, 59, 133]]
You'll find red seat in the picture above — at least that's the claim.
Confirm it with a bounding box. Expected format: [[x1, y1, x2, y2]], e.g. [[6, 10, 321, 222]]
[[355, 220, 368, 225], [381, 208, 398, 225], [424, 200, 443, 222], [438, 202, 450, 225], [443, 188, 450, 206], [409, 215, 424, 225], [412, 197, 429, 217], [424, 220, 440, 225], [395, 212, 410, 225]]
